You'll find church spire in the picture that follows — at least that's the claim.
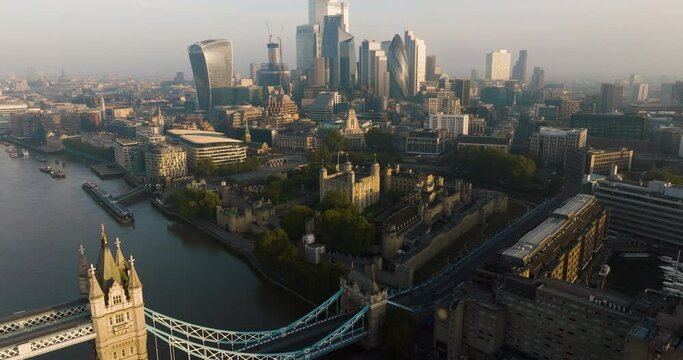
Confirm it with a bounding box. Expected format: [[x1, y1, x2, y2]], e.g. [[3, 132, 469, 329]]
[[100, 224, 108, 246]]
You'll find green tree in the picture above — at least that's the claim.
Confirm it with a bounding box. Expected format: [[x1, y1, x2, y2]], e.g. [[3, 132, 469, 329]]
[[323, 129, 345, 153], [382, 308, 418, 360], [320, 190, 352, 211], [281, 205, 314, 242], [195, 158, 216, 177], [365, 128, 395, 154]]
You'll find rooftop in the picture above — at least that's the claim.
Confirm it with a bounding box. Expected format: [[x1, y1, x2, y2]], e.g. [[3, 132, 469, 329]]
[[539, 127, 587, 136], [502, 194, 596, 262], [180, 134, 243, 146]]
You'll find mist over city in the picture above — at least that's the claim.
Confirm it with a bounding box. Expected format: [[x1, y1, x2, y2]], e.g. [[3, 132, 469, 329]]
[[1, 1, 683, 360]]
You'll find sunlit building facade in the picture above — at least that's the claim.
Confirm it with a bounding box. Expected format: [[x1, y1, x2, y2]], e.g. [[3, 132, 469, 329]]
[[188, 39, 234, 111]]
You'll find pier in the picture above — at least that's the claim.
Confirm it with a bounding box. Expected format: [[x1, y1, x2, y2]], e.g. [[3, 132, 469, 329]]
[[82, 181, 150, 224]]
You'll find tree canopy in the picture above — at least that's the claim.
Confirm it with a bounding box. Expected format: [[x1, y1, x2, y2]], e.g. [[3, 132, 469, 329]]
[[365, 128, 396, 154], [280, 205, 315, 242], [315, 191, 374, 255], [444, 147, 536, 186], [166, 188, 220, 220], [195, 158, 217, 177]]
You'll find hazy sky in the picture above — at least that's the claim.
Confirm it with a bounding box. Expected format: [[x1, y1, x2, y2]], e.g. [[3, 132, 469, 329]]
[[2, 0, 682, 82]]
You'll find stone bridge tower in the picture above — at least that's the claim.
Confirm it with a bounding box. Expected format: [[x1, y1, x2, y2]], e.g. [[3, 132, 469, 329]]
[[340, 271, 388, 349], [80, 225, 148, 360]]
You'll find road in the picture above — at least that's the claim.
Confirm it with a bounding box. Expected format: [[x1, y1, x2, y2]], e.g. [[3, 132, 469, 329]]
[[226, 154, 307, 183], [392, 186, 576, 310]]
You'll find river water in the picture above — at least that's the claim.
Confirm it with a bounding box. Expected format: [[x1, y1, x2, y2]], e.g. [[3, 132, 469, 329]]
[[0, 149, 309, 359]]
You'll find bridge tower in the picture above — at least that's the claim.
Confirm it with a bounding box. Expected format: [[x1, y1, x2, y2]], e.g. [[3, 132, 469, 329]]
[[340, 271, 388, 349], [83, 225, 148, 360]]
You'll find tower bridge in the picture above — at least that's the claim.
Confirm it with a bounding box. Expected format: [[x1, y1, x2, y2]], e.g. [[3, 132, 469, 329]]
[[0, 226, 387, 360]]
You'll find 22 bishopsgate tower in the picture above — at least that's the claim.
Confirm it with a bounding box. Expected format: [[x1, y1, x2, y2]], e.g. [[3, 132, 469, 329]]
[[188, 39, 233, 111]]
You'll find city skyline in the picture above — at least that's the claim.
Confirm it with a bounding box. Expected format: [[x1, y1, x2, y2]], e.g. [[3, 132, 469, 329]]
[[2, 0, 683, 81]]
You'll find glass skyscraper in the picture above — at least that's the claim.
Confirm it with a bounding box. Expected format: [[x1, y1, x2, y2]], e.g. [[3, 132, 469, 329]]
[[387, 34, 409, 99], [296, 24, 320, 72], [188, 39, 233, 111], [322, 15, 356, 89]]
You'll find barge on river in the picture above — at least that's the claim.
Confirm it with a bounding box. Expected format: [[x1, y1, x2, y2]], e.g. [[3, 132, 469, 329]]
[[82, 181, 134, 224]]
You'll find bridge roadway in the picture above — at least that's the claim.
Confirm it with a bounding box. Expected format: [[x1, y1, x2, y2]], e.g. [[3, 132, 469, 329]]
[[244, 314, 355, 354], [392, 187, 576, 310]]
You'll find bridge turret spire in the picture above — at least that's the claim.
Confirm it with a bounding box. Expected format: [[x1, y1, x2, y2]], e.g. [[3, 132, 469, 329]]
[[95, 225, 124, 297], [79, 245, 89, 298], [100, 224, 108, 246], [88, 265, 104, 300], [114, 238, 127, 270], [127, 256, 142, 290]]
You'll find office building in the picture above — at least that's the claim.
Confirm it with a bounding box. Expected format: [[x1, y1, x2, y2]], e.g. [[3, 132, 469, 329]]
[[168, 129, 247, 168], [501, 194, 608, 282], [511, 50, 528, 84], [188, 39, 234, 111], [359, 40, 381, 88], [309, 0, 349, 32], [529, 127, 588, 165], [545, 97, 581, 122], [257, 41, 291, 94], [319, 160, 381, 212], [480, 86, 511, 108], [564, 147, 633, 180], [114, 139, 140, 173], [426, 113, 470, 139], [426, 90, 461, 115], [585, 170, 683, 247], [456, 135, 511, 153], [570, 113, 648, 141], [308, 92, 340, 122], [321, 15, 356, 89], [632, 83, 649, 102], [250, 63, 259, 83], [434, 275, 642, 360], [144, 144, 188, 181], [296, 24, 321, 72], [452, 79, 471, 107], [530, 66, 546, 91], [485, 50, 511, 81], [369, 49, 390, 101], [404, 30, 426, 96], [387, 34, 409, 99], [405, 129, 448, 156], [426, 55, 438, 82], [600, 83, 624, 113]]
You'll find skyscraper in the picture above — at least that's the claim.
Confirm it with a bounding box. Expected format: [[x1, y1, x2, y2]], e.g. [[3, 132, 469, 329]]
[[188, 39, 233, 111], [250, 63, 259, 83], [369, 49, 389, 99], [309, 0, 349, 32], [530, 67, 546, 91], [600, 83, 624, 113], [426, 55, 437, 82], [322, 15, 356, 89], [404, 30, 427, 96], [387, 34, 409, 99], [359, 40, 381, 88], [511, 50, 528, 84], [485, 50, 511, 81], [632, 83, 649, 102], [453, 79, 471, 107], [257, 40, 291, 94], [296, 24, 321, 72]]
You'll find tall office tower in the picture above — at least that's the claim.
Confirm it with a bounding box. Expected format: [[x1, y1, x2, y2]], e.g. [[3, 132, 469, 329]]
[[661, 83, 674, 101], [359, 40, 381, 88], [600, 83, 624, 113], [629, 73, 643, 89], [369, 49, 390, 99], [530, 67, 546, 91], [404, 30, 427, 96], [188, 39, 233, 111], [322, 15, 356, 89], [250, 63, 259, 83], [309, 0, 349, 32], [296, 24, 321, 72], [312, 57, 329, 86], [426, 55, 437, 82], [485, 50, 511, 81], [453, 79, 471, 106], [632, 83, 649, 102], [257, 40, 291, 94], [174, 72, 185, 83], [511, 50, 528, 84], [387, 34, 409, 99], [674, 81, 683, 102], [470, 69, 480, 81]]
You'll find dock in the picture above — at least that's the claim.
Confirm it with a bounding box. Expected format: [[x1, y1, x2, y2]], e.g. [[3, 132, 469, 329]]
[[82, 181, 138, 224], [90, 163, 125, 179]]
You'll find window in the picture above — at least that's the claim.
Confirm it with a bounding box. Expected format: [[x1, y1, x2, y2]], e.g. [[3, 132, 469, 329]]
[[122, 349, 126, 357], [115, 314, 125, 324], [113, 352, 118, 360], [112, 295, 122, 305]]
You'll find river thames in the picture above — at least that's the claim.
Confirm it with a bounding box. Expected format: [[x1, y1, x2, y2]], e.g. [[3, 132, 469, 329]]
[[0, 151, 310, 359]]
